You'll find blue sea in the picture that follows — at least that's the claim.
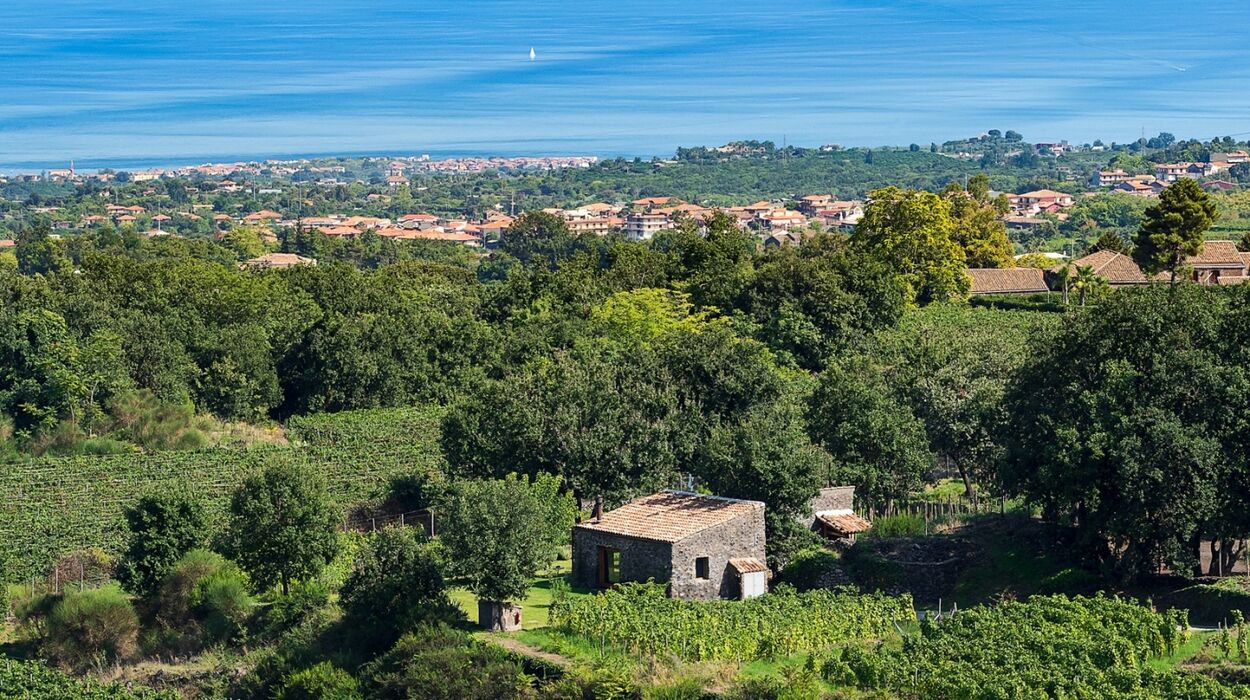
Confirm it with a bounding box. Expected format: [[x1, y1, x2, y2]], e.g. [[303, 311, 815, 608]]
[[2, 0, 1249, 171]]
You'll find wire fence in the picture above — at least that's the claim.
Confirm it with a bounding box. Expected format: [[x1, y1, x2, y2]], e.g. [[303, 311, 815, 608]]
[[342, 509, 435, 537]]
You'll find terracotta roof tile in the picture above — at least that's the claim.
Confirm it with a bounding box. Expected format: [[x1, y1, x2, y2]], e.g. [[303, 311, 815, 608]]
[[575, 491, 763, 543], [1188, 240, 1245, 268], [817, 512, 872, 536], [966, 267, 1049, 295], [728, 558, 769, 574]]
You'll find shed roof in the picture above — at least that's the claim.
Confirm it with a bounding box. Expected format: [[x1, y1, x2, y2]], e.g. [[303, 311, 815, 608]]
[[729, 558, 769, 574], [575, 491, 763, 544], [817, 512, 873, 536]]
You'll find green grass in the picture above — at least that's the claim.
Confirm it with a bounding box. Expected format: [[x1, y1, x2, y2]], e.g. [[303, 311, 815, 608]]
[[449, 563, 590, 630], [1147, 630, 1216, 672], [920, 478, 969, 501]]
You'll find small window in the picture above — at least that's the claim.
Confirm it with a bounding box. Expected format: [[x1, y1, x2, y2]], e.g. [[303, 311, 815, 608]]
[[695, 557, 710, 579]]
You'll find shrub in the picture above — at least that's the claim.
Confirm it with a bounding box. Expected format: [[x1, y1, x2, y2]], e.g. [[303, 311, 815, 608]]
[[194, 565, 254, 645], [152, 549, 253, 650], [44, 585, 139, 670], [117, 492, 207, 598], [276, 661, 362, 700], [360, 625, 535, 700], [339, 526, 461, 653], [258, 580, 331, 642], [778, 548, 842, 592], [15, 590, 61, 639]]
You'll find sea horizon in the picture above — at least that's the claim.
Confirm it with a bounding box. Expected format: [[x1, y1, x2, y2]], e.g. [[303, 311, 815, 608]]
[[3, 1, 1249, 172]]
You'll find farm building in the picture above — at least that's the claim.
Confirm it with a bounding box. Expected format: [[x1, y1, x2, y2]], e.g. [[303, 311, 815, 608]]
[[571, 491, 768, 601], [800, 486, 872, 545]]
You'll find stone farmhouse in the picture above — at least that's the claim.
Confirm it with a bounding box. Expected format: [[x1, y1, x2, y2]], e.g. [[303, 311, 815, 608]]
[[571, 491, 768, 601]]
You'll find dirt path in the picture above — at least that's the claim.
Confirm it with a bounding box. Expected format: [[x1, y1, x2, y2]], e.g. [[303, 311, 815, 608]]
[[483, 635, 571, 668]]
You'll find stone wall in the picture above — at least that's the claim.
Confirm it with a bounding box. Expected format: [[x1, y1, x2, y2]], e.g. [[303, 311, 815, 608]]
[[798, 486, 856, 529], [570, 527, 672, 591], [670, 506, 767, 600]]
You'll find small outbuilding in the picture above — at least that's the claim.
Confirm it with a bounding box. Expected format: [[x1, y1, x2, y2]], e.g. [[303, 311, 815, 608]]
[[571, 491, 767, 601], [801, 486, 872, 545]]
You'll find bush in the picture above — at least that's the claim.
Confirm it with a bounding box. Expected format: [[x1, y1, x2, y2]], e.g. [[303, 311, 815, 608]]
[[276, 661, 362, 700], [778, 548, 842, 592], [360, 625, 534, 700], [339, 526, 461, 653], [15, 590, 61, 639], [45, 585, 139, 670], [151, 549, 253, 650], [195, 565, 254, 645], [117, 492, 207, 598], [258, 580, 331, 642]]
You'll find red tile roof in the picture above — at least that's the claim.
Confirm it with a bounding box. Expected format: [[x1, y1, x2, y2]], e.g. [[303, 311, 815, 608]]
[[1067, 250, 1162, 285], [966, 267, 1049, 295], [574, 491, 763, 543], [728, 558, 769, 574], [1188, 240, 1245, 268], [816, 512, 872, 536]]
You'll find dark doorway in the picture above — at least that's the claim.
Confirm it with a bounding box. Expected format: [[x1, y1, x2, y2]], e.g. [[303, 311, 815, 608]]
[[597, 546, 621, 588]]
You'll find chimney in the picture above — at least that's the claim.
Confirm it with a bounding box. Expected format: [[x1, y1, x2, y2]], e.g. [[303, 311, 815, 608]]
[[592, 495, 603, 523]]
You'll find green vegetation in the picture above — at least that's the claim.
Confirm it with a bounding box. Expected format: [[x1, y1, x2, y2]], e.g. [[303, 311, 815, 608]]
[[548, 582, 913, 661], [836, 596, 1238, 699], [0, 657, 177, 699], [0, 405, 444, 580]]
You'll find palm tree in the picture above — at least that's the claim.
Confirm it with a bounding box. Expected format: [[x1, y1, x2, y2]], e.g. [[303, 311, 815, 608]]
[[1054, 264, 1073, 307], [1070, 264, 1102, 307]]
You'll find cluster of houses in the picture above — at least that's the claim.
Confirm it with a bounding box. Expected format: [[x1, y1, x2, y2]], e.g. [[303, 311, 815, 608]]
[[531, 195, 864, 246], [1091, 152, 1247, 195], [966, 239, 1250, 296]]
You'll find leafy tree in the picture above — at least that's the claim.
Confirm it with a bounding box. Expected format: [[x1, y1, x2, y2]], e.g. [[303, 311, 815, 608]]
[[1132, 179, 1218, 284], [1000, 285, 1245, 579], [945, 177, 1014, 268], [737, 236, 906, 370], [853, 187, 969, 304], [117, 492, 207, 598], [15, 222, 70, 276], [694, 393, 829, 562], [442, 345, 688, 506], [339, 527, 460, 653], [0, 309, 86, 436], [222, 461, 340, 595], [439, 475, 572, 608], [499, 211, 575, 268], [807, 361, 930, 503]]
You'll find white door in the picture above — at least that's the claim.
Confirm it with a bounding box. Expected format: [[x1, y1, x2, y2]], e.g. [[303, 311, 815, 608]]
[[740, 570, 767, 599]]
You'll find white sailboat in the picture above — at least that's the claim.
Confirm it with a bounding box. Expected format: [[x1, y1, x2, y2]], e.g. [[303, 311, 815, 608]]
[[529, 47, 536, 61]]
